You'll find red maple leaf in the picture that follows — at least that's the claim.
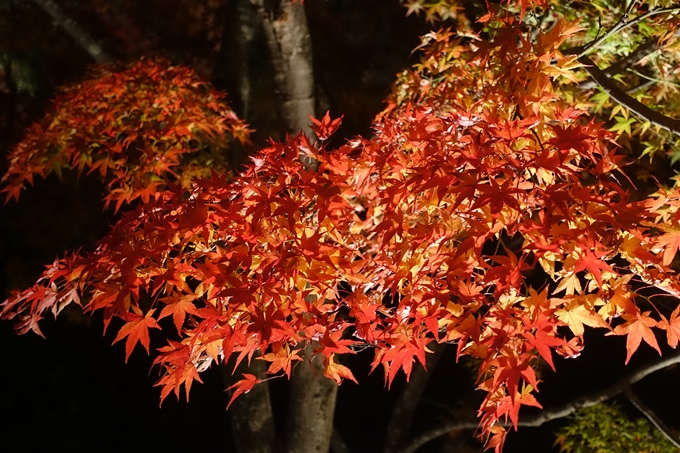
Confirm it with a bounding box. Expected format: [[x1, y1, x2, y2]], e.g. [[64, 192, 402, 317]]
[[226, 373, 262, 409], [607, 310, 661, 364], [658, 305, 680, 348], [573, 241, 612, 289], [308, 111, 343, 141], [113, 307, 161, 362]]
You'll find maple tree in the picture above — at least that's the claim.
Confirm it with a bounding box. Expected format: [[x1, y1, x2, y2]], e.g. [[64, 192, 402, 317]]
[[4, 0, 680, 452], [1, 57, 250, 210]]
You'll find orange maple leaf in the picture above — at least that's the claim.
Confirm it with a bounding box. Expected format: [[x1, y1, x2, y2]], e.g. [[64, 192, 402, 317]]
[[658, 305, 680, 348], [158, 294, 199, 333], [324, 355, 358, 385], [655, 226, 680, 267], [261, 343, 302, 378], [555, 302, 609, 337], [226, 373, 262, 409], [112, 307, 161, 362], [607, 310, 661, 364]]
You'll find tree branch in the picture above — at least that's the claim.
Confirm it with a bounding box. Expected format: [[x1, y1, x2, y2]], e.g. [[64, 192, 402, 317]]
[[578, 28, 680, 90], [574, 5, 680, 59], [578, 54, 680, 135], [623, 385, 680, 448], [30, 0, 112, 64], [397, 350, 680, 453]]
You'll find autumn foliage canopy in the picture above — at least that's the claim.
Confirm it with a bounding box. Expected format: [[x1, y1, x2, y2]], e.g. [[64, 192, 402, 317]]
[[4, 1, 680, 451], [1, 58, 250, 210]]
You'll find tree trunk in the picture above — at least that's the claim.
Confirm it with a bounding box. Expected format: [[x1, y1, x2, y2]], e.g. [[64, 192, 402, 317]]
[[222, 355, 276, 453], [249, 0, 316, 138], [220, 2, 335, 452], [285, 347, 338, 453], [246, 4, 337, 451], [216, 0, 259, 120]]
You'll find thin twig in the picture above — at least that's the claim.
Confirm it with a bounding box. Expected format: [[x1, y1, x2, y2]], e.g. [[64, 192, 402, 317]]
[[628, 79, 657, 95], [623, 385, 680, 448], [628, 67, 680, 88], [578, 28, 680, 90]]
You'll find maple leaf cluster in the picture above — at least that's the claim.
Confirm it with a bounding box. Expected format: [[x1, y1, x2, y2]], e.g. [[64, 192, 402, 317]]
[[1, 57, 251, 211], [3, 9, 680, 453]]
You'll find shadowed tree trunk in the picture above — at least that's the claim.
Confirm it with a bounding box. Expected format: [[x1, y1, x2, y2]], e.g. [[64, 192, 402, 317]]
[[249, 0, 315, 138], [285, 346, 338, 453], [216, 4, 276, 452], [249, 3, 337, 451], [223, 355, 276, 453], [219, 2, 335, 452], [216, 0, 259, 121]]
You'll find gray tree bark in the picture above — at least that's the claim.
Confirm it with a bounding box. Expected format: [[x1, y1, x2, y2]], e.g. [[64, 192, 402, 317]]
[[285, 347, 338, 453], [219, 3, 335, 452], [217, 0, 275, 425], [216, 0, 259, 120], [249, 0, 316, 138], [222, 355, 276, 453], [246, 3, 337, 451]]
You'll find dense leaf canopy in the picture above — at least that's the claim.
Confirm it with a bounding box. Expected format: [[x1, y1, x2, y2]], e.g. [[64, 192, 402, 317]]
[[1, 58, 250, 210], [4, 0, 680, 451]]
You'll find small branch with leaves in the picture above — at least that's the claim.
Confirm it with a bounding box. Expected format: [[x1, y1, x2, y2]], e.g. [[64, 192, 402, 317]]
[[396, 350, 680, 453], [578, 54, 680, 135], [578, 28, 680, 90], [572, 4, 680, 59]]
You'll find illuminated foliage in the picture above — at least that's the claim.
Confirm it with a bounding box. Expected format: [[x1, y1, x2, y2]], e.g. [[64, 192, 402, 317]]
[[555, 403, 678, 453], [4, 1, 680, 451], [1, 57, 250, 210]]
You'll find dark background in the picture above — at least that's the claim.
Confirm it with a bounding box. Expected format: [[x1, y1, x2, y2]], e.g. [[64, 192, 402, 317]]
[[1, 1, 680, 452]]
